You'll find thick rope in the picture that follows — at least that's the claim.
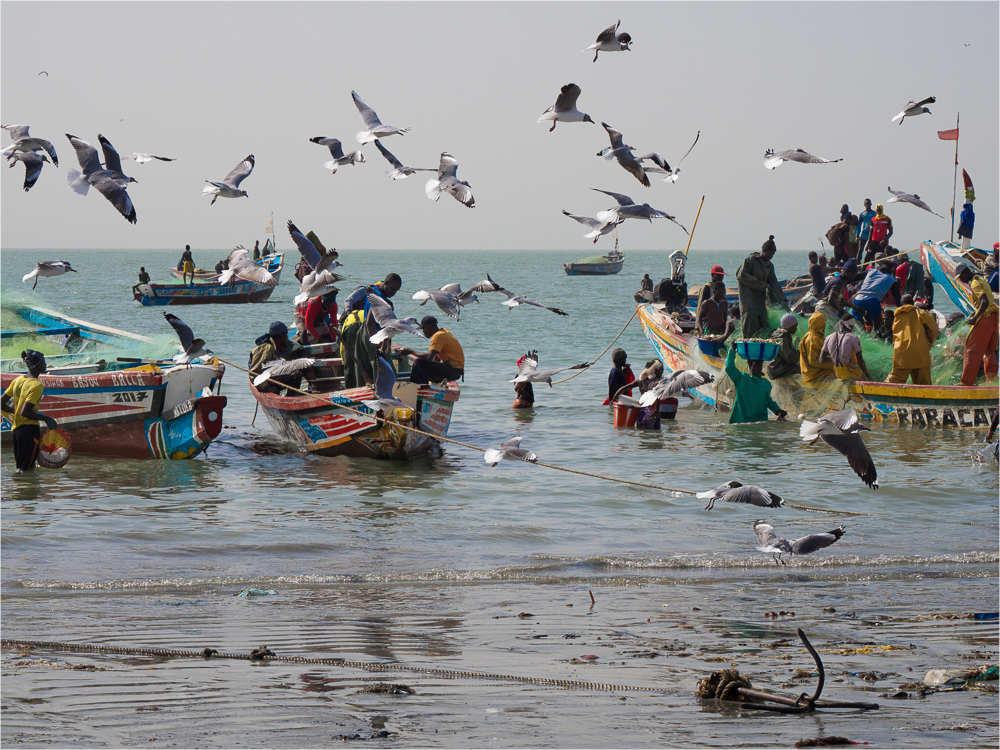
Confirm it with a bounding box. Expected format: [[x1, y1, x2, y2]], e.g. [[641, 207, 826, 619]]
[[1, 639, 649, 693], [222, 357, 880, 516], [549, 307, 638, 385]]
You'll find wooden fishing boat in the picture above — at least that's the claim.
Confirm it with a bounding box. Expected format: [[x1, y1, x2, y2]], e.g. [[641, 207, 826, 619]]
[[1, 305, 227, 459], [637, 302, 997, 429], [134, 253, 283, 306], [919, 240, 988, 316], [563, 249, 625, 276], [168, 250, 284, 282], [250, 345, 459, 460]]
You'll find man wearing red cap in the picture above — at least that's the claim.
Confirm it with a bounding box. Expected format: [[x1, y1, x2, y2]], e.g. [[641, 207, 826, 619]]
[[695, 265, 726, 329]]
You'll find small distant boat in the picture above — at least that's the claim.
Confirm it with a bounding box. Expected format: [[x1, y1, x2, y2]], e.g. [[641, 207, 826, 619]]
[[919, 239, 988, 316], [1, 304, 226, 459], [134, 253, 284, 306], [250, 344, 459, 460], [563, 249, 624, 276]]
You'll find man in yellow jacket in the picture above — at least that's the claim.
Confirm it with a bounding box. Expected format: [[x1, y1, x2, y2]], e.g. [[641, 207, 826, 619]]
[[798, 312, 835, 383], [887, 294, 939, 385]]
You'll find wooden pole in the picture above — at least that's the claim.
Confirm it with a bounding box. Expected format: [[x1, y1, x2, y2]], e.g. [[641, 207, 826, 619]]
[[683, 196, 706, 259], [949, 112, 959, 242]]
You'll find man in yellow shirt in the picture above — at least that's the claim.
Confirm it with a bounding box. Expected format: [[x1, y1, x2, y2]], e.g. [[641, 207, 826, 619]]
[[1, 350, 58, 474], [958, 263, 999, 385], [398, 316, 465, 385]]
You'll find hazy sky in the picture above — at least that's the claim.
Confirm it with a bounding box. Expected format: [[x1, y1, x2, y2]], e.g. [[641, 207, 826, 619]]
[[1, 1, 997, 255]]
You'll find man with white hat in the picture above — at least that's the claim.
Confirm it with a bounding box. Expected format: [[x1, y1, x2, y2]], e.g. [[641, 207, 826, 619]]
[[765, 313, 801, 380]]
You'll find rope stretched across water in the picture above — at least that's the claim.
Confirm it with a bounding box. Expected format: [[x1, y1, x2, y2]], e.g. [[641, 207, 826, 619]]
[[549, 307, 638, 385], [1, 639, 650, 693], [220, 358, 878, 517]]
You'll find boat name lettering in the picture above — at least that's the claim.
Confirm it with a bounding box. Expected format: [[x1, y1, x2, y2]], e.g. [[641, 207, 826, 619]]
[[894, 407, 989, 428], [112, 391, 149, 403], [110, 373, 148, 387]]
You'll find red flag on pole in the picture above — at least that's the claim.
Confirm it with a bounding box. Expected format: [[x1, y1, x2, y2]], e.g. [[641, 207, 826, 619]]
[[937, 128, 959, 140]]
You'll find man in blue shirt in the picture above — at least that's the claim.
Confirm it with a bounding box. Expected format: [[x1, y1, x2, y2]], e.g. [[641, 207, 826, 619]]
[[856, 199, 876, 261]]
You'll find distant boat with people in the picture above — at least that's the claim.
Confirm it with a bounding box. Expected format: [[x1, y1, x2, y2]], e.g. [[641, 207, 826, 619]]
[[134, 252, 284, 306]]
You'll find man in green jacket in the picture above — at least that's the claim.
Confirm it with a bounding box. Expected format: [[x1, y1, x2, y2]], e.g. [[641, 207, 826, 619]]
[[725, 342, 788, 424], [736, 235, 788, 338]]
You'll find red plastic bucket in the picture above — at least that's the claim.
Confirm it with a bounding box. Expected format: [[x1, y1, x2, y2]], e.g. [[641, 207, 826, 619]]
[[613, 402, 639, 428]]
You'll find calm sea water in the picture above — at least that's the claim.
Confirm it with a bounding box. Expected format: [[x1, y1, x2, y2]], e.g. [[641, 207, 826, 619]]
[[2, 248, 997, 748]]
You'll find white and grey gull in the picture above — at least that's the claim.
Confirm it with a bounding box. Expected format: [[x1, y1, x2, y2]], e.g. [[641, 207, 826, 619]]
[[309, 137, 364, 173], [65, 134, 137, 223], [886, 187, 945, 218], [697, 481, 785, 511], [592, 188, 688, 234], [584, 20, 632, 62], [764, 148, 842, 170], [753, 520, 846, 565], [352, 90, 410, 145], [163, 312, 211, 363], [485, 436, 538, 467], [8, 150, 51, 192], [891, 96, 935, 125], [202, 154, 254, 205], [2, 124, 58, 166], [597, 122, 649, 187], [425, 152, 475, 208], [799, 409, 878, 489], [509, 353, 589, 387], [374, 140, 434, 180], [22, 261, 77, 289], [538, 83, 594, 131]]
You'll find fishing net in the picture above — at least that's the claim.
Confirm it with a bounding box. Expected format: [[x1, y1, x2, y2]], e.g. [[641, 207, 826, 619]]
[[1, 295, 178, 372], [703, 305, 973, 420], [37, 427, 72, 469]]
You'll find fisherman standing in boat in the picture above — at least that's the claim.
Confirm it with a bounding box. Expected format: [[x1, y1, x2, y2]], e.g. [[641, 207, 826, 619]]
[[340, 274, 403, 387], [724, 342, 787, 424], [398, 316, 464, 385], [856, 199, 876, 260], [180, 245, 195, 285], [695, 265, 726, 327], [957, 262, 998, 385], [696, 281, 729, 336], [736, 235, 788, 338], [0, 350, 59, 474], [253, 241, 261, 260]]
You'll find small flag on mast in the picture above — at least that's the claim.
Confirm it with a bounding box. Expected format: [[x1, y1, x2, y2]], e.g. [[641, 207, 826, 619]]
[[962, 169, 975, 203], [937, 128, 959, 140]]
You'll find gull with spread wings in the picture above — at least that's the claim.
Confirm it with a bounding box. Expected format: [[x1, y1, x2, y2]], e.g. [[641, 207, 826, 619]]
[[538, 83, 594, 132], [484, 436, 538, 467], [891, 96, 935, 124], [592, 188, 688, 234], [754, 520, 846, 565], [374, 140, 434, 180], [697, 481, 785, 511], [352, 90, 410, 145], [288, 220, 345, 303], [510, 353, 590, 387], [65, 134, 137, 223], [2, 124, 58, 166], [638, 369, 714, 406], [22, 261, 77, 289], [309, 137, 364, 173], [202, 154, 254, 205], [425, 152, 475, 208], [800, 410, 878, 489], [886, 187, 945, 218], [8, 150, 51, 192], [637, 131, 700, 183], [468, 274, 569, 316], [163, 312, 211, 363], [561, 209, 621, 243], [584, 20, 632, 62], [366, 293, 423, 345], [218, 246, 279, 287], [764, 148, 842, 170], [597, 122, 649, 187]]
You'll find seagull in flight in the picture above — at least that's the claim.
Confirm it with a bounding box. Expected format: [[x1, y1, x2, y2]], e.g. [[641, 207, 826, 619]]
[[352, 90, 410, 145], [65, 134, 137, 223], [218, 246, 279, 287], [126, 152, 176, 163], [366, 293, 423, 344], [374, 140, 434, 180], [886, 187, 945, 218], [22, 260, 77, 289], [584, 20, 632, 62], [891, 96, 935, 124], [697, 481, 785, 511], [800, 410, 878, 489], [638, 369, 714, 406], [287, 220, 344, 303], [97, 134, 137, 186], [253, 358, 316, 387], [753, 520, 845, 565], [764, 148, 842, 170], [510, 353, 589, 387], [2, 124, 58, 166], [412, 286, 470, 320], [561, 209, 621, 243], [163, 312, 211, 363], [8, 150, 51, 192], [202, 154, 254, 205], [484, 436, 538, 467], [467, 274, 569, 315], [425, 152, 475, 208], [538, 83, 594, 132], [592, 188, 688, 234], [598, 122, 649, 187], [309, 137, 364, 173], [638, 131, 700, 183]]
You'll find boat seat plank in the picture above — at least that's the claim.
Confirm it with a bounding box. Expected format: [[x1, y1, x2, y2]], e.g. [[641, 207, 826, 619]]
[[1, 326, 81, 339]]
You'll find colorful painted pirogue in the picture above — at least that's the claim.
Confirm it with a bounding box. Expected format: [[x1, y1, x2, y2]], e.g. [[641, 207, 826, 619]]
[[1, 304, 227, 459], [637, 302, 997, 429], [134, 253, 284, 306], [167, 250, 284, 282], [919, 239, 989, 316], [249, 343, 459, 460]]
